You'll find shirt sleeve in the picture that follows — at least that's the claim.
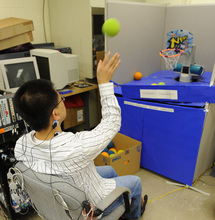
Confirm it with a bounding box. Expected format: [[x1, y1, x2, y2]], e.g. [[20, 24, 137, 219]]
[[77, 82, 121, 160]]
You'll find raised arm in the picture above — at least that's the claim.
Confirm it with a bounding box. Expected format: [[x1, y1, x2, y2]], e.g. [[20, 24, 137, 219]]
[[97, 51, 120, 84]]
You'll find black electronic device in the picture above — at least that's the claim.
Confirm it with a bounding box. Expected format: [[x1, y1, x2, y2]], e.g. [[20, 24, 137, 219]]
[[0, 43, 72, 61], [0, 95, 29, 220], [0, 94, 27, 145], [54, 46, 72, 54], [33, 43, 72, 54]]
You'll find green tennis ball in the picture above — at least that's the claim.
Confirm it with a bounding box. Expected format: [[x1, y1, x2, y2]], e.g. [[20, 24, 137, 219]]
[[158, 82, 165, 85], [102, 18, 120, 37]]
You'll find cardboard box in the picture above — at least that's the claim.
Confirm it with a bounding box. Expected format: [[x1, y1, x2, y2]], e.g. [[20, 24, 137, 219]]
[[63, 107, 85, 129], [96, 51, 105, 64], [0, 17, 34, 50], [94, 133, 141, 176], [0, 32, 33, 51]]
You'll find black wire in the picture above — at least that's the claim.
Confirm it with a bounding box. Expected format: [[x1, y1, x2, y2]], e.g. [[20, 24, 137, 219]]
[[10, 129, 54, 216], [18, 128, 54, 170], [48, 137, 85, 219], [19, 129, 87, 219]]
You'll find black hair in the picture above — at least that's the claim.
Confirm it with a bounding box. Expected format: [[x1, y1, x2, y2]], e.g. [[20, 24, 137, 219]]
[[14, 79, 58, 131]]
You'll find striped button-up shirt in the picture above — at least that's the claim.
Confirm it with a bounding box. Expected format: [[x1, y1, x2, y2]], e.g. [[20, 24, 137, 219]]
[[15, 82, 121, 205]]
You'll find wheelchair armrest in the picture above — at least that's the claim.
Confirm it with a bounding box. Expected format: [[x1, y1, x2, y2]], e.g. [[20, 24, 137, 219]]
[[93, 186, 131, 217]]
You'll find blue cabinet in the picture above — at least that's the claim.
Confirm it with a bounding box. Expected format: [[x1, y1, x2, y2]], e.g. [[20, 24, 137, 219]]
[[116, 70, 215, 185]]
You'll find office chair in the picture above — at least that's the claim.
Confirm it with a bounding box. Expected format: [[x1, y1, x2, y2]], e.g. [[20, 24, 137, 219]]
[[13, 162, 131, 220]]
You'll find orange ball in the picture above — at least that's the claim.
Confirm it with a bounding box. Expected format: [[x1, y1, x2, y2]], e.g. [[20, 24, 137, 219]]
[[109, 148, 117, 154], [101, 152, 109, 157], [134, 72, 142, 80]]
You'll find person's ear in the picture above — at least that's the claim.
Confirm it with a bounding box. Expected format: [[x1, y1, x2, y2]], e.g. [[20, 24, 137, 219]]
[[51, 108, 60, 121]]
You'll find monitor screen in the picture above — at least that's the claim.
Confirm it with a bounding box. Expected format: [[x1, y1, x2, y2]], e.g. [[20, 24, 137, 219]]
[[30, 49, 79, 90], [0, 57, 40, 93]]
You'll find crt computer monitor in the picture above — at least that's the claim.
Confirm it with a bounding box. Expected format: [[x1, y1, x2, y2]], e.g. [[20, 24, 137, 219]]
[[30, 49, 79, 90], [0, 57, 40, 93]]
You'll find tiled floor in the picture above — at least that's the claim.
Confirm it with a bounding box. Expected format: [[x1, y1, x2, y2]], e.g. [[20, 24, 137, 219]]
[[1, 166, 215, 220]]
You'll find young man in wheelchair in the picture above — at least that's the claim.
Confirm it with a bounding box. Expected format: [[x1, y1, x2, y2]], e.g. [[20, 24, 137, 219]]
[[14, 51, 147, 219]]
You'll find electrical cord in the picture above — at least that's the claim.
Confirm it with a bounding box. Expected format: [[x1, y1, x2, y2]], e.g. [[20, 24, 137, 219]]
[[7, 128, 55, 216], [13, 112, 98, 220], [147, 162, 215, 203], [17, 127, 88, 220], [192, 162, 215, 186], [1, 97, 87, 218], [48, 137, 88, 220], [49, 137, 70, 220], [7, 173, 31, 214]]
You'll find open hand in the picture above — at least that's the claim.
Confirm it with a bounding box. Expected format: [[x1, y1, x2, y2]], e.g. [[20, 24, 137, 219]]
[[97, 51, 120, 84]]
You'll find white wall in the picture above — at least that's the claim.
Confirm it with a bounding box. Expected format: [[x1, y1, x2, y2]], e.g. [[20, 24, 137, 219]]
[[145, 0, 215, 4], [106, 1, 166, 84], [106, 1, 215, 84], [91, 0, 149, 8], [90, 0, 105, 7], [163, 4, 215, 72], [0, 0, 51, 44], [1, 0, 215, 79], [48, 0, 93, 80]]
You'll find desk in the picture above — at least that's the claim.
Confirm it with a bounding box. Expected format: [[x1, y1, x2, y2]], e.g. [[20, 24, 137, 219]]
[[60, 82, 98, 130]]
